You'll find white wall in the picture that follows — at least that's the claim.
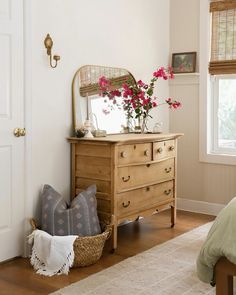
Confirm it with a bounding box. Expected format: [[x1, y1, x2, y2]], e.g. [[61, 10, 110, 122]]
[[29, 0, 170, 218], [170, 0, 236, 206]]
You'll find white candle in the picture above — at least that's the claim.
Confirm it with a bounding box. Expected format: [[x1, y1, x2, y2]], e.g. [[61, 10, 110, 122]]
[[86, 93, 89, 120]]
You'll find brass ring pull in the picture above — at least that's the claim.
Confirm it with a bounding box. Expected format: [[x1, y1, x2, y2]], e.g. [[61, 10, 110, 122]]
[[122, 201, 130, 208], [165, 167, 172, 173], [169, 146, 175, 151], [164, 189, 172, 195], [157, 147, 163, 154], [122, 176, 130, 182], [144, 149, 150, 157], [120, 151, 128, 158]]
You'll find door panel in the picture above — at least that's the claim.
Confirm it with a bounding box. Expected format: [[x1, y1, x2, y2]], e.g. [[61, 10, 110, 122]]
[[0, 0, 10, 20], [0, 35, 10, 118], [0, 146, 11, 229], [0, 0, 24, 262]]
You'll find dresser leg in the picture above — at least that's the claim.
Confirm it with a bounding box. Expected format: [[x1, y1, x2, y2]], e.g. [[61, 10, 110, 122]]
[[171, 205, 176, 227], [111, 223, 117, 252]]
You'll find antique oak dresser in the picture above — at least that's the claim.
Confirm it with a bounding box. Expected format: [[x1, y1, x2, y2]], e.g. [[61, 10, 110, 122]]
[[68, 133, 183, 250]]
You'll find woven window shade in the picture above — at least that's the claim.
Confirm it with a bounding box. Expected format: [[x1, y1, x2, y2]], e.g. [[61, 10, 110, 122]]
[[209, 0, 236, 74]]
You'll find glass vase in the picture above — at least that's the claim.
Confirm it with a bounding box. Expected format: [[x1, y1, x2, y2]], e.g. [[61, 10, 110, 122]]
[[134, 117, 148, 134]]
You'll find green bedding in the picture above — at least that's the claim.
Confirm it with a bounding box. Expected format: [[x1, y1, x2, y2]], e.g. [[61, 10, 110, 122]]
[[197, 198, 236, 284]]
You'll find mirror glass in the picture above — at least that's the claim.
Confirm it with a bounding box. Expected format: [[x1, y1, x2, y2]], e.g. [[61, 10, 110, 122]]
[[72, 65, 136, 134]]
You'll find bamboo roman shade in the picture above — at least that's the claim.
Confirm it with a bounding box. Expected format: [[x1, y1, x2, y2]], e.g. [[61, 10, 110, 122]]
[[78, 65, 135, 97], [80, 75, 132, 97], [209, 0, 236, 74]]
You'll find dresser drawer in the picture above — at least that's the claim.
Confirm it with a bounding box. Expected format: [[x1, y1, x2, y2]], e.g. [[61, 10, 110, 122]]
[[117, 158, 175, 191], [153, 140, 176, 161], [117, 181, 174, 217], [117, 143, 152, 165]]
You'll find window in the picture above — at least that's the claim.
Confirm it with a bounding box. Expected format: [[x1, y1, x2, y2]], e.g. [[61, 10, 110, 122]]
[[211, 75, 236, 154], [200, 0, 236, 164]]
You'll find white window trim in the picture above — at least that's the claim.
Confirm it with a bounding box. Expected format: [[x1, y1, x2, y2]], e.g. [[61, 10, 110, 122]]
[[199, 0, 236, 165]]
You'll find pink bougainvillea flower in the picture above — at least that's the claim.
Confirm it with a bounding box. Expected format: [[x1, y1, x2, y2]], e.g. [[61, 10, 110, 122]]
[[111, 89, 121, 97], [137, 90, 145, 100], [98, 67, 181, 128], [98, 76, 110, 91], [122, 83, 133, 98], [166, 98, 181, 109], [137, 80, 145, 87], [168, 66, 174, 79], [172, 101, 182, 109]]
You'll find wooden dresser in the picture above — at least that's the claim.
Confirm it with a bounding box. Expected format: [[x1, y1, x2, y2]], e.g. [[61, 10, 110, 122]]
[[68, 133, 183, 250]]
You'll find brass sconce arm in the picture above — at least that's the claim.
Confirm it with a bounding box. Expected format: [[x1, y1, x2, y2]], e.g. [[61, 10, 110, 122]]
[[44, 34, 60, 68]]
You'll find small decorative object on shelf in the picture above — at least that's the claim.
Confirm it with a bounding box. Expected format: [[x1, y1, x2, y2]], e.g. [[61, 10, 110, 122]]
[[83, 119, 94, 138], [98, 67, 181, 133], [172, 52, 197, 74], [75, 127, 87, 138], [153, 122, 163, 134], [83, 94, 94, 138]]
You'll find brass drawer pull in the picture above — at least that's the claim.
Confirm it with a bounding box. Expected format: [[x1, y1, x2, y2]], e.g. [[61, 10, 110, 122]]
[[146, 187, 150, 192], [165, 167, 172, 173], [157, 147, 163, 154], [164, 189, 172, 195], [144, 149, 150, 157], [122, 201, 130, 208], [122, 176, 130, 182], [146, 164, 151, 168], [169, 146, 175, 151], [120, 151, 128, 158]]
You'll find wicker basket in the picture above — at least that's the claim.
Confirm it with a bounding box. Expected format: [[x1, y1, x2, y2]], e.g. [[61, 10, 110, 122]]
[[29, 218, 112, 267]]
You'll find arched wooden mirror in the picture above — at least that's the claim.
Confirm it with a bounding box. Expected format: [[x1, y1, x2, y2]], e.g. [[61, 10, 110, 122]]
[[72, 65, 136, 135]]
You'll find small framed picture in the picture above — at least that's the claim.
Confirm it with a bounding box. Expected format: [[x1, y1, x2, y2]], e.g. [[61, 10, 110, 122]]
[[172, 52, 197, 74]]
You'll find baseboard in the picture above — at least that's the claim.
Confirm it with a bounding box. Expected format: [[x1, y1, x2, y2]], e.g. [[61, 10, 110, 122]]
[[177, 198, 225, 216]]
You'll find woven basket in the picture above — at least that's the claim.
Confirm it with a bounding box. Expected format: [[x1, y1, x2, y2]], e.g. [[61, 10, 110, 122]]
[[29, 218, 112, 267]]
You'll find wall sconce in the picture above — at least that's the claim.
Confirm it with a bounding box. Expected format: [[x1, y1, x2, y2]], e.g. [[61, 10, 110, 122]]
[[44, 33, 60, 68]]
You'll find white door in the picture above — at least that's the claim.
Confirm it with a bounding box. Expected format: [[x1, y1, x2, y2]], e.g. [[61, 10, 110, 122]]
[[0, 0, 25, 261]]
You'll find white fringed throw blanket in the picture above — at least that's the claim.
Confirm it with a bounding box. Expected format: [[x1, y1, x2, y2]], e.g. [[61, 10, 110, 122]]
[[28, 229, 77, 276]]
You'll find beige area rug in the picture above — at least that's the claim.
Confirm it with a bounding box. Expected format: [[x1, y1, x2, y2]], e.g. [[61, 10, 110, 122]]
[[52, 223, 216, 295]]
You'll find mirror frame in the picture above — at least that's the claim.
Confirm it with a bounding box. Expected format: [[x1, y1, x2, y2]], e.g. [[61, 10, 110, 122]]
[[71, 65, 136, 134]]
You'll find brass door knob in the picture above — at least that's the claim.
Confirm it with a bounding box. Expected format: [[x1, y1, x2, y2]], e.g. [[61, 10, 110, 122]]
[[13, 128, 26, 137]]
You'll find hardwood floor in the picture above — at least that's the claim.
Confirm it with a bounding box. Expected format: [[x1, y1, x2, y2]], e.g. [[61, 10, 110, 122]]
[[0, 210, 214, 295]]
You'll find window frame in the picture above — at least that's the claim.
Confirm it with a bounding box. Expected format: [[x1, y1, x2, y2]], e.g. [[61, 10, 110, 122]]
[[199, 0, 236, 165]]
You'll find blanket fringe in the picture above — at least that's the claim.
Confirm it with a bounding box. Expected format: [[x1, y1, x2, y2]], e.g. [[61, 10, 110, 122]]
[[30, 248, 75, 276]]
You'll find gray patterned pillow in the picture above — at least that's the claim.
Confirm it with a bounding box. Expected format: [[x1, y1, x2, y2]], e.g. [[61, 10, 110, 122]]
[[41, 184, 101, 236]]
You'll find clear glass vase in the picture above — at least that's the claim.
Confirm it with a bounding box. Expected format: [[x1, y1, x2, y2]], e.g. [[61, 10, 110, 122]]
[[134, 117, 148, 133]]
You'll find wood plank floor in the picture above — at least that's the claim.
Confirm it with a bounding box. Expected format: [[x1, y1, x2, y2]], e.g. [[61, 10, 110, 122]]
[[0, 210, 214, 295]]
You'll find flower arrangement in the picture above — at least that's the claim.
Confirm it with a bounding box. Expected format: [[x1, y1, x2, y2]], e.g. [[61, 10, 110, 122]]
[[98, 66, 181, 133]]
